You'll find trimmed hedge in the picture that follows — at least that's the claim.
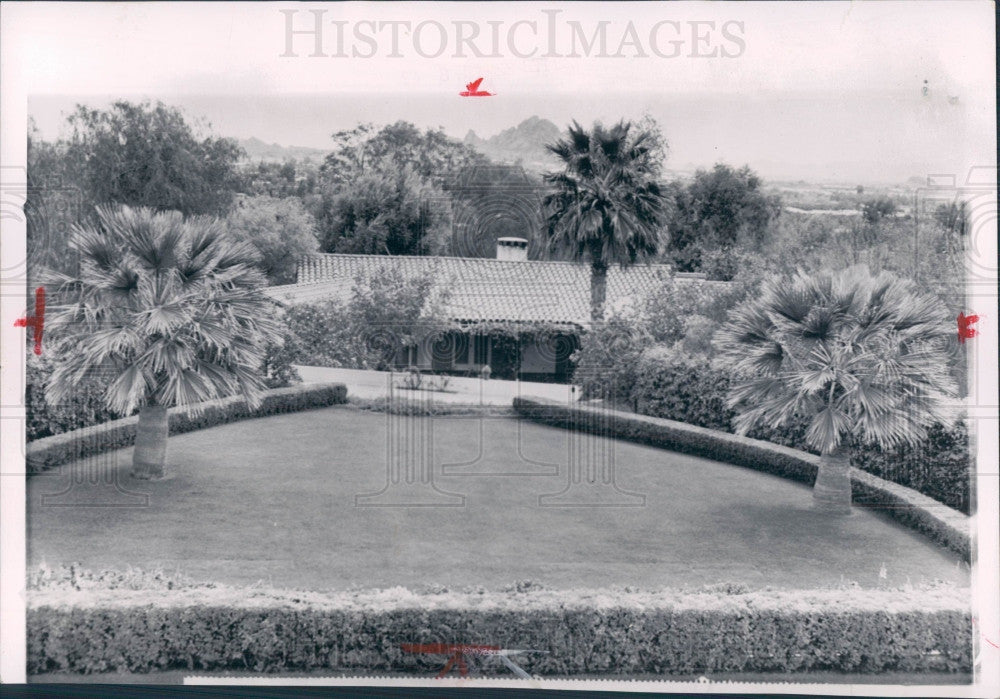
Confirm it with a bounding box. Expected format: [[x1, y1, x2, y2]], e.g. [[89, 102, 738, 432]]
[[629, 350, 972, 514], [26, 354, 122, 441], [27, 585, 971, 675], [25, 383, 348, 475], [513, 397, 970, 559]]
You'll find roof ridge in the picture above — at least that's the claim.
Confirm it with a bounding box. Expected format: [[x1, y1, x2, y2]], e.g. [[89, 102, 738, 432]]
[[303, 252, 675, 269]]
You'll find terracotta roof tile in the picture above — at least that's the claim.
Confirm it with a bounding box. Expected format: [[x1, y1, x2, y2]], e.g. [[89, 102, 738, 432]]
[[267, 253, 717, 327]]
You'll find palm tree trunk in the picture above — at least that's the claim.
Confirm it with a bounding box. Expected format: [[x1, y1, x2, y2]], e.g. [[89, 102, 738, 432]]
[[132, 404, 168, 479], [813, 446, 852, 514], [590, 261, 608, 323]]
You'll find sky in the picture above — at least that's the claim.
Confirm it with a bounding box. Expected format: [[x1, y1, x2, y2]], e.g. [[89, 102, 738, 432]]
[[9, 1, 998, 184]]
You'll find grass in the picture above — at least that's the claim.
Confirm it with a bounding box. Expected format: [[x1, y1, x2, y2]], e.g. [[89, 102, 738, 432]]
[[27, 406, 969, 591]]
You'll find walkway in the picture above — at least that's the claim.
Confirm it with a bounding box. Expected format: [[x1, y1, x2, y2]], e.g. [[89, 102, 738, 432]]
[[294, 365, 579, 405]]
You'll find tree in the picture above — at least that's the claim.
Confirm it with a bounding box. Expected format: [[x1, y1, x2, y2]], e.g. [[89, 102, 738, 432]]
[[65, 101, 244, 217], [861, 196, 897, 226], [714, 266, 957, 513], [321, 121, 486, 187], [239, 158, 320, 199], [26, 122, 87, 278], [542, 120, 670, 321], [934, 199, 969, 237], [666, 164, 781, 274], [314, 166, 452, 256], [314, 121, 484, 256], [225, 195, 319, 284], [43, 205, 282, 479]]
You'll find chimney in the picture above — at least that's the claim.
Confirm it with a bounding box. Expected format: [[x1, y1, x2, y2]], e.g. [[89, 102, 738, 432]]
[[496, 237, 529, 262]]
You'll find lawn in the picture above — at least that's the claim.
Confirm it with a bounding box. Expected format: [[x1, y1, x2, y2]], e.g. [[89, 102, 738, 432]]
[[27, 406, 968, 591]]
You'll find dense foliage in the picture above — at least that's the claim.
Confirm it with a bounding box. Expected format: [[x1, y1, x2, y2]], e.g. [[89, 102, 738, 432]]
[[283, 266, 452, 370], [26, 354, 122, 441], [224, 195, 319, 284], [665, 164, 781, 276], [28, 577, 970, 675], [314, 167, 452, 256], [26, 102, 244, 285], [313, 121, 485, 256]]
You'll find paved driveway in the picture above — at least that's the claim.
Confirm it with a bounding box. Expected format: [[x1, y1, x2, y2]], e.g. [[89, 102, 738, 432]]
[[294, 365, 579, 405]]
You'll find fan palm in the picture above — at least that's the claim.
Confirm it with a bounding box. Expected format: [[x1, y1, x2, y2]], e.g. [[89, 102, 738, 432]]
[[543, 120, 669, 322], [714, 266, 957, 513], [43, 204, 282, 479]]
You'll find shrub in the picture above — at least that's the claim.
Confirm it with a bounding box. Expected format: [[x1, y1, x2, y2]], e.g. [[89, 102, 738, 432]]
[[631, 348, 734, 431], [27, 581, 971, 675], [571, 314, 652, 401], [282, 300, 368, 368], [26, 354, 123, 441], [642, 279, 737, 346], [25, 383, 348, 474], [282, 267, 453, 371], [851, 421, 972, 514], [260, 330, 303, 389]]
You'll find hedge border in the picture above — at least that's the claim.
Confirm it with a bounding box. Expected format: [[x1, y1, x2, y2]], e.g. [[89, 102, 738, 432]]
[[513, 397, 970, 560], [26, 586, 971, 675], [25, 383, 348, 475]]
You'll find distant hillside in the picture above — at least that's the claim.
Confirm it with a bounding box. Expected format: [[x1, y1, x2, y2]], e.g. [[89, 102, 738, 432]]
[[464, 116, 562, 173], [238, 137, 329, 163]]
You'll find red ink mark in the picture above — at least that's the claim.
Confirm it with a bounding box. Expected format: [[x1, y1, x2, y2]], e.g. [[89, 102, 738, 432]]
[[957, 312, 979, 344], [971, 617, 1000, 649], [402, 643, 501, 677], [459, 77, 493, 97], [14, 287, 45, 355]]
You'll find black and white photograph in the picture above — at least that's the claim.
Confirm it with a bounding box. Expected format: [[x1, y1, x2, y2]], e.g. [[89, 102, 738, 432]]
[[1, 2, 997, 694]]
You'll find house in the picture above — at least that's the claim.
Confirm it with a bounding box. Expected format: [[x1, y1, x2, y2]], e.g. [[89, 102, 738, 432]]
[[266, 238, 717, 382]]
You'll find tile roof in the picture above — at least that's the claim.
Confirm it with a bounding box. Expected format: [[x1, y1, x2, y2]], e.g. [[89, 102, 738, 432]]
[[267, 253, 717, 328]]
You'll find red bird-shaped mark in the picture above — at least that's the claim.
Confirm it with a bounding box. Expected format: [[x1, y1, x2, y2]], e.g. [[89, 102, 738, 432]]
[[460, 77, 493, 97], [957, 312, 979, 344]]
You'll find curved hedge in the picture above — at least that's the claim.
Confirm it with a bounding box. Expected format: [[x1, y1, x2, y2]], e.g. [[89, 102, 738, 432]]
[[27, 585, 971, 675], [25, 383, 348, 475], [513, 397, 970, 559]]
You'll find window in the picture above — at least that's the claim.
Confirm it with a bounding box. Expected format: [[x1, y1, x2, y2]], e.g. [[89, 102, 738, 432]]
[[454, 334, 470, 365], [474, 335, 489, 364]]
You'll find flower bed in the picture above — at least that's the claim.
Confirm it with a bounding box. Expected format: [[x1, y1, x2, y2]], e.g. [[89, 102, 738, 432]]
[[513, 397, 970, 559], [25, 383, 348, 475]]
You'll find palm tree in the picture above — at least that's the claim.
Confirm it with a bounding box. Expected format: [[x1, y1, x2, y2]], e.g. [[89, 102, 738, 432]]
[[43, 204, 282, 479], [714, 266, 957, 513], [543, 120, 669, 322]]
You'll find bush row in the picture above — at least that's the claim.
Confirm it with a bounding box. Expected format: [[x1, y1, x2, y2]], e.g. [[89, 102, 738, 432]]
[[26, 346, 302, 442], [27, 587, 971, 675], [627, 350, 972, 514], [25, 383, 348, 474], [25, 355, 123, 441], [513, 397, 970, 559]]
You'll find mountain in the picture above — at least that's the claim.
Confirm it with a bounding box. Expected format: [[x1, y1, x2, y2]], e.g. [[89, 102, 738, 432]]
[[238, 137, 329, 163], [464, 116, 562, 173]]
